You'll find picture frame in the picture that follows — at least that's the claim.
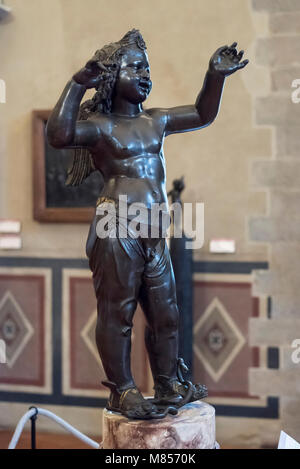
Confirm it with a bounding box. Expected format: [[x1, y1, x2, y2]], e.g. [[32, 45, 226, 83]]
[[32, 110, 102, 223]]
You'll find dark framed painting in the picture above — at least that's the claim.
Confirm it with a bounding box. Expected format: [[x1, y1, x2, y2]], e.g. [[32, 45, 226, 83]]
[[32, 110, 103, 223]]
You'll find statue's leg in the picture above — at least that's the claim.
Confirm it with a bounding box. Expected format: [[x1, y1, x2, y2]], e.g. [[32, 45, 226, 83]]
[[139, 239, 179, 382], [140, 239, 207, 406], [89, 233, 173, 419], [90, 234, 143, 389]]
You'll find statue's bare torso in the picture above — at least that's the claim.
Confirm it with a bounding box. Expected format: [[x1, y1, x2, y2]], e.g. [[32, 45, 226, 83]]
[[89, 110, 167, 207]]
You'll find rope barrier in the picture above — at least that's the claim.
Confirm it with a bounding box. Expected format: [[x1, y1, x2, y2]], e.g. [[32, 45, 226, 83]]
[[8, 407, 100, 449]]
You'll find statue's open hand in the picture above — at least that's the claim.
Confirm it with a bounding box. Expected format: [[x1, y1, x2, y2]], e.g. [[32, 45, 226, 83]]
[[209, 43, 249, 77], [73, 58, 104, 89]]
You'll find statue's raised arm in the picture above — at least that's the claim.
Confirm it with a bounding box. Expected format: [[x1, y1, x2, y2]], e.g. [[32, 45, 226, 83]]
[[46, 58, 102, 149], [164, 43, 249, 135]]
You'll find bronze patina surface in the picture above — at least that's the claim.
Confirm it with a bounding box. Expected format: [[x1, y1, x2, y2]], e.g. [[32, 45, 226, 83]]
[[47, 30, 248, 419]]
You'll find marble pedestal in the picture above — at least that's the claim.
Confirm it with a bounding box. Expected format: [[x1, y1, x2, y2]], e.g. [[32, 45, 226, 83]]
[[102, 401, 215, 449]]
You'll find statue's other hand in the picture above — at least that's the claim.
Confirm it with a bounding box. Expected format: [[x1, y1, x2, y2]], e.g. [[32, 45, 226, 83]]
[[209, 43, 249, 77], [73, 58, 103, 89]]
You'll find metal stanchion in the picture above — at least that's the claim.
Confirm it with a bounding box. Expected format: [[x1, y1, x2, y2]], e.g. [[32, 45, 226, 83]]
[[29, 407, 39, 450]]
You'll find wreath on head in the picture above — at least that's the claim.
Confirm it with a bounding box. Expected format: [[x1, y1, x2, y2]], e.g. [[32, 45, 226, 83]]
[[66, 29, 147, 186]]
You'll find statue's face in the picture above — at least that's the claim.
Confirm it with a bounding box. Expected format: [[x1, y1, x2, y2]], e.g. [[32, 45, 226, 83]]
[[115, 46, 152, 104]]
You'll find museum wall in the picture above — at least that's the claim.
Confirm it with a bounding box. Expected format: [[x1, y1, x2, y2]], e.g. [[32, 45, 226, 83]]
[[0, 0, 270, 261], [1, 0, 299, 449]]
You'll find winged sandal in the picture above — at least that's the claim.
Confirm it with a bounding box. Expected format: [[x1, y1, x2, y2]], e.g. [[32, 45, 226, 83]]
[[102, 381, 178, 419], [152, 358, 208, 407]]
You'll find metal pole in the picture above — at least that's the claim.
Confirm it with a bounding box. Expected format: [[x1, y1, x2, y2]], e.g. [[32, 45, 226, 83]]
[[29, 407, 38, 450]]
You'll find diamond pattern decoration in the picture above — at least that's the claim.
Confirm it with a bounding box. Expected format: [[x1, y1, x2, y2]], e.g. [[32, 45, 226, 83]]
[[0, 291, 34, 368], [80, 310, 102, 366], [193, 297, 246, 382]]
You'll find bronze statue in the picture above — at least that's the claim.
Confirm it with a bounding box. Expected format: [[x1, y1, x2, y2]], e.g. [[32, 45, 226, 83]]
[[47, 30, 248, 419], [168, 177, 185, 205]]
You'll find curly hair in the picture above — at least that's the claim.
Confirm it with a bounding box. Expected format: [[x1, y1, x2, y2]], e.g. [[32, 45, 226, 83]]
[[66, 29, 147, 186]]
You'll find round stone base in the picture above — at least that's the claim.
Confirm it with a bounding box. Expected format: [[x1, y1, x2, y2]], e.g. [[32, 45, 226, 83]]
[[102, 400, 215, 449]]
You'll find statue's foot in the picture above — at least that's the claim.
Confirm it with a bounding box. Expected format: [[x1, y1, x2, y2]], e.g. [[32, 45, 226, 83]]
[[152, 358, 208, 408], [177, 381, 208, 402], [153, 376, 208, 408], [103, 381, 177, 420]]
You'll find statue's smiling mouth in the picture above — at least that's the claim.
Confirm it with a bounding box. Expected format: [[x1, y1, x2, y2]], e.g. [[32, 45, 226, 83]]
[[139, 80, 151, 92]]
